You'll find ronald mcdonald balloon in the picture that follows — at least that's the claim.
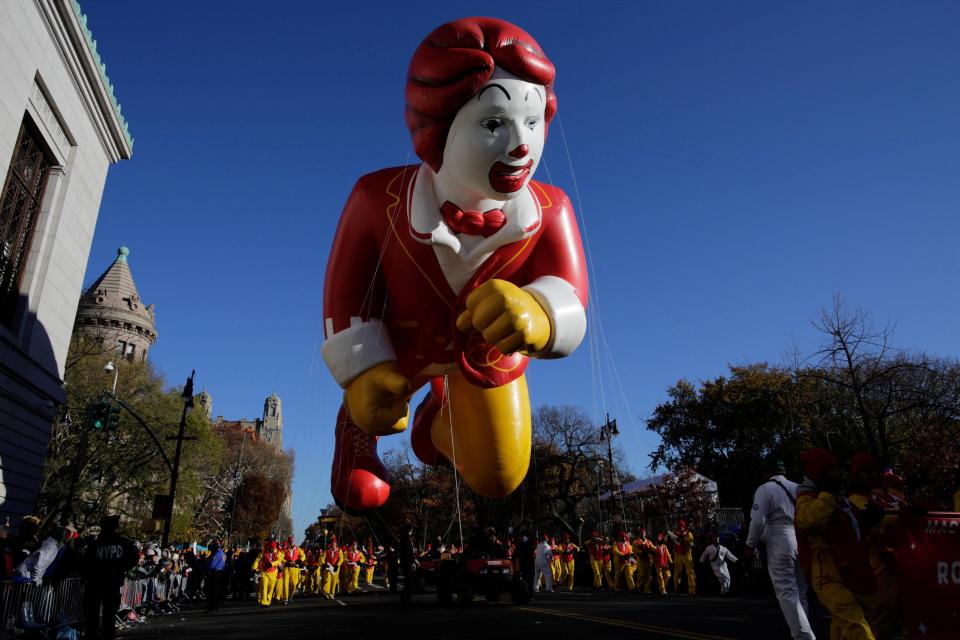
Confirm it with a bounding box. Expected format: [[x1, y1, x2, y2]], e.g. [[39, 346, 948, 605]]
[[322, 17, 588, 513]]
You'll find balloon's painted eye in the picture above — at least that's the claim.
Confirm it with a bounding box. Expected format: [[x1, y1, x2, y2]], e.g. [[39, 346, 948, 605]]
[[525, 117, 540, 131], [482, 118, 504, 133]]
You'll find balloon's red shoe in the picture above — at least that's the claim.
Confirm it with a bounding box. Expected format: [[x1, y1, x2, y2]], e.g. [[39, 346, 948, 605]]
[[331, 406, 390, 514], [410, 378, 448, 467]]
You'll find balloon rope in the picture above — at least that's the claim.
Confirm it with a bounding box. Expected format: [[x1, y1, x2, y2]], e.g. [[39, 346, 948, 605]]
[[442, 374, 465, 551], [542, 156, 607, 426], [554, 116, 663, 536], [374, 510, 400, 542], [364, 516, 382, 547]]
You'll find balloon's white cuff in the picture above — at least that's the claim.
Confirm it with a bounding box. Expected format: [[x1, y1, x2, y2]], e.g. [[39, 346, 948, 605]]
[[321, 319, 397, 388], [523, 275, 587, 359]]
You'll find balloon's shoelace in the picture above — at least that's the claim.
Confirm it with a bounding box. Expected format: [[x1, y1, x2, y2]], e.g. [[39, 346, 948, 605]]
[[351, 425, 373, 457]]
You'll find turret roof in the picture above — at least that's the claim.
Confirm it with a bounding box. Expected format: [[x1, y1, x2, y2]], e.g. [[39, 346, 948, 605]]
[[77, 246, 156, 339]]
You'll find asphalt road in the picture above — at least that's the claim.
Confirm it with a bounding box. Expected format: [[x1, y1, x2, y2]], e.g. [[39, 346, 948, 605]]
[[122, 583, 821, 640]]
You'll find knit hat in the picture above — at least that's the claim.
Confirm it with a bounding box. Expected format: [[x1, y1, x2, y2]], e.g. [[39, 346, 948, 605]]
[[800, 447, 839, 483]]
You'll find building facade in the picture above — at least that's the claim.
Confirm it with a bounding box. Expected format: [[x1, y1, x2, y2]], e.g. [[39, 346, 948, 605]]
[[208, 392, 292, 533], [209, 392, 284, 450], [74, 246, 157, 361], [0, 0, 132, 527]]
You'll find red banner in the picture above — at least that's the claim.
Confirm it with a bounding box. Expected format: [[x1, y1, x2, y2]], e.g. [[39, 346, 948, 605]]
[[892, 512, 960, 639]]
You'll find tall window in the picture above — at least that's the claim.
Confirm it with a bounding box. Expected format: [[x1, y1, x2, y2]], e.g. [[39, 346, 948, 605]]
[[0, 119, 53, 327]]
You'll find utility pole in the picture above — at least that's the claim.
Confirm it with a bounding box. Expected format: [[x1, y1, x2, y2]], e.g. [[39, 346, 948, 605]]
[[599, 413, 619, 534], [161, 371, 197, 548], [599, 413, 618, 492]]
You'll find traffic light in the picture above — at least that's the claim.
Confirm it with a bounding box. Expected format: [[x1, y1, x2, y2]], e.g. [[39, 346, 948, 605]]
[[107, 400, 121, 430], [87, 400, 110, 430], [86, 397, 120, 431]]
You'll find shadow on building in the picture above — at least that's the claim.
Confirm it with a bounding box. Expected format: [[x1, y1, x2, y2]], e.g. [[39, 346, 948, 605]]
[[0, 294, 60, 531]]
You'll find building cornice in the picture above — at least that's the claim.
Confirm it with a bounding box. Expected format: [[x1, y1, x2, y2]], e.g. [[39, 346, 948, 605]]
[[36, 0, 133, 160]]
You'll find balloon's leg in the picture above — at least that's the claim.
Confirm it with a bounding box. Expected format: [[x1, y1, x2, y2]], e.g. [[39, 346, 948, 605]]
[[430, 372, 531, 498], [330, 405, 391, 513]]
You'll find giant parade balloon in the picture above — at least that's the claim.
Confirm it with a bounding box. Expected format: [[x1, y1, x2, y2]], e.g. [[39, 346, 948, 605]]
[[321, 17, 588, 513]]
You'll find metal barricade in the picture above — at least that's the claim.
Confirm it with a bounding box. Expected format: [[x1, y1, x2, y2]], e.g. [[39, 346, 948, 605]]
[[0, 578, 84, 637]]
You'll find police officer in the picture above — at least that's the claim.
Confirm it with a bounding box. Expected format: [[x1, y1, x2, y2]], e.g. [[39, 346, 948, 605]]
[[83, 515, 138, 640], [398, 526, 417, 605]]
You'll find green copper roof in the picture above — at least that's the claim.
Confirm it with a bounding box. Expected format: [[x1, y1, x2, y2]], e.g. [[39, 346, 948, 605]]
[[68, 0, 134, 152]]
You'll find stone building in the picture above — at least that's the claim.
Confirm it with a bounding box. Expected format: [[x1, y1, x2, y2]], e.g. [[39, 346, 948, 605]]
[[209, 392, 284, 450], [208, 392, 292, 533], [0, 0, 132, 527], [75, 246, 157, 361]]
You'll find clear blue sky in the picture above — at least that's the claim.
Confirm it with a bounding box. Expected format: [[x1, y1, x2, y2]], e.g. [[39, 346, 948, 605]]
[[78, 1, 960, 539]]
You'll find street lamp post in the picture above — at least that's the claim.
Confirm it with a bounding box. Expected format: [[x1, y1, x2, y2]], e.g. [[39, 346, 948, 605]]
[[160, 371, 197, 548], [105, 361, 119, 394], [599, 414, 619, 534]]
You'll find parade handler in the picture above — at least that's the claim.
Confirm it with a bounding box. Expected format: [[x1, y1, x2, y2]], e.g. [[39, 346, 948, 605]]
[[321, 17, 588, 514], [699, 532, 738, 595], [281, 536, 303, 604], [254, 541, 282, 608], [796, 448, 887, 640], [669, 520, 696, 595], [632, 528, 656, 594]]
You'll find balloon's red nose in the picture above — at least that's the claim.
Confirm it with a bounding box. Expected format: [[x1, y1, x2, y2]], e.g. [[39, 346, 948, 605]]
[[508, 144, 529, 159]]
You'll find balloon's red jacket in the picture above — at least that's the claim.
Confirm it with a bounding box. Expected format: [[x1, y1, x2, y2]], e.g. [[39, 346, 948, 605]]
[[321, 165, 588, 390]]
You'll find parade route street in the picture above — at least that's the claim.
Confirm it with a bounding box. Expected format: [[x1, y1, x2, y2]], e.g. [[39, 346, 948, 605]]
[[121, 587, 812, 640]]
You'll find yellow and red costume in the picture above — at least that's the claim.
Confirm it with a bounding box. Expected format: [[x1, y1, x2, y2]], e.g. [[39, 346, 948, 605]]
[[561, 539, 579, 591], [586, 534, 605, 590], [363, 544, 377, 584], [254, 543, 282, 607], [322, 543, 343, 599], [344, 546, 365, 594], [612, 534, 635, 592], [549, 539, 563, 584], [281, 541, 303, 602], [797, 447, 883, 640], [672, 522, 696, 595], [305, 547, 322, 595], [632, 531, 655, 594], [653, 536, 673, 594]]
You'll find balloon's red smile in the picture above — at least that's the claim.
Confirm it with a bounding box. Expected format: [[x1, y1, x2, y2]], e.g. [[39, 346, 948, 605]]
[[489, 159, 533, 193]]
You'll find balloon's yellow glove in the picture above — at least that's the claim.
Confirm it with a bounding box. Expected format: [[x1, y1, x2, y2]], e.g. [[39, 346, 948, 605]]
[[344, 362, 410, 435], [456, 279, 551, 355]]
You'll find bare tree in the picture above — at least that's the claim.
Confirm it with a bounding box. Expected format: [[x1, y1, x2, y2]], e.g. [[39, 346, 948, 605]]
[[802, 293, 960, 462]]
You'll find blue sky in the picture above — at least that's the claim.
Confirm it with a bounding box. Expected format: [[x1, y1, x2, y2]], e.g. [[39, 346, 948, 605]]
[[79, 1, 960, 538]]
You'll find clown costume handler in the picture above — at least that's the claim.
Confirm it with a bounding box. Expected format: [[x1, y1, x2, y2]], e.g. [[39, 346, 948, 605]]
[[321, 17, 588, 513]]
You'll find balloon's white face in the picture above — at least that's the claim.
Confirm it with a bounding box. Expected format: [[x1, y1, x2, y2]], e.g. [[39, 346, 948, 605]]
[[438, 71, 547, 202]]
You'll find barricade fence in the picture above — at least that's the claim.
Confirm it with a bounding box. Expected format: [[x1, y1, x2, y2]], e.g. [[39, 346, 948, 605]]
[[1, 572, 191, 637], [0, 577, 84, 637]]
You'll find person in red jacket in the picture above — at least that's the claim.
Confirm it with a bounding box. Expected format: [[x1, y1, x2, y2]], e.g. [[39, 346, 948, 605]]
[[670, 520, 696, 596], [653, 533, 673, 595], [321, 17, 589, 515], [560, 534, 579, 591], [586, 532, 605, 591]]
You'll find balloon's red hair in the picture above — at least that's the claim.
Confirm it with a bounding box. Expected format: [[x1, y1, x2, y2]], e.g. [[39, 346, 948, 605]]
[[405, 17, 557, 171]]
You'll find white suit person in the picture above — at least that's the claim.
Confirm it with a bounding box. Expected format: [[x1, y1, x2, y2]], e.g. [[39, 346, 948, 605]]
[[746, 458, 815, 640], [699, 532, 738, 595], [533, 534, 554, 592]]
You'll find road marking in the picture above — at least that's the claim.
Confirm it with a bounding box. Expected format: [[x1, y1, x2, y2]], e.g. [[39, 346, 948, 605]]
[[335, 599, 347, 607], [518, 606, 735, 640]]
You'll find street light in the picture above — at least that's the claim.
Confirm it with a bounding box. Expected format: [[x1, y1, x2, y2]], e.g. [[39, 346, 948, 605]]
[[105, 361, 118, 394]]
